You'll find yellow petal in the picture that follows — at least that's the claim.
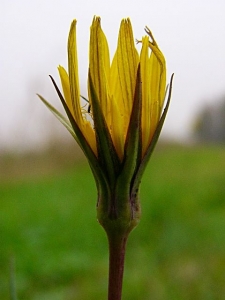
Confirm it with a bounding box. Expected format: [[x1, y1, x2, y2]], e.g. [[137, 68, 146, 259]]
[[146, 29, 166, 111], [89, 16, 111, 125], [148, 45, 166, 140], [83, 121, 97, 155], [140, 36, 151, 154], [68, 20, 83, 125], [109, 93, 124, 160], [67, 20, 97, 155], [113, 19, 139, 115], [110, 19, 139, 156], [140, 29, 166, 155], [108, 56, 124, 159], [58, 65, 74, 118]]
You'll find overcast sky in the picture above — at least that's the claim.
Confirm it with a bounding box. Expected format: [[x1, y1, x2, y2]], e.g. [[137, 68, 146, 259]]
[[1, 0, 225, 152]]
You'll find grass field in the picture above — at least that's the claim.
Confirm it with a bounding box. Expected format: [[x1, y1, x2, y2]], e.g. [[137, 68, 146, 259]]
[[0, 144, 225, 299]]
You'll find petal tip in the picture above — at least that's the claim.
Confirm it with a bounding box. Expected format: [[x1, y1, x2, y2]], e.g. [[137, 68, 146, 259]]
[[92, 16, 101, 26]]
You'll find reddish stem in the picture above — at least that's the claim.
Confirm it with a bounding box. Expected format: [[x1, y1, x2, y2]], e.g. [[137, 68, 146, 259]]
[[107, 233, 128, 300]]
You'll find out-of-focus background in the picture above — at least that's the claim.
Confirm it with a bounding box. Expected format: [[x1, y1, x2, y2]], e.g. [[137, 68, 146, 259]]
[[1, 1, 225, 299]]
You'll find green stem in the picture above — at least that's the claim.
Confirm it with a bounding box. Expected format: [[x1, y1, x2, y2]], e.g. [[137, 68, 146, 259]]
[[107, 233, 128, 300]]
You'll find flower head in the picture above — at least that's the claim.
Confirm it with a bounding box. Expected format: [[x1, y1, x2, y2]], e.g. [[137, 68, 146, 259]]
[[38, 17, 173, 232]]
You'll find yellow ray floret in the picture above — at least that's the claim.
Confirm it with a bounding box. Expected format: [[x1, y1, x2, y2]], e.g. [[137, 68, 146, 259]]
[[58, 17, 166, 160], [58, 20, 97, 155], [140, 28, 166, 155]]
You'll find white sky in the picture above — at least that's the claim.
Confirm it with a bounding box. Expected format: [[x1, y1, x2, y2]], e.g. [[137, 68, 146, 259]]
[[1, 0, 225, 152]]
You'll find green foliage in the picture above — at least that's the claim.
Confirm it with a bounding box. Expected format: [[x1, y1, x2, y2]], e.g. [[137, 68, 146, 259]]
[[193, 99, 225, 143], [0, 145, 225, 299]]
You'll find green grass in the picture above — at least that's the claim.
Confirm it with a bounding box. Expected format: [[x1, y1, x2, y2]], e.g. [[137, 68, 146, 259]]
[[0, 144, 225, 299]]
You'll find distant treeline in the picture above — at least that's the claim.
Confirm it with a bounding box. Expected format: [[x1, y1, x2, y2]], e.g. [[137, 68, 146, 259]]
[[193, 96, 225, 143]]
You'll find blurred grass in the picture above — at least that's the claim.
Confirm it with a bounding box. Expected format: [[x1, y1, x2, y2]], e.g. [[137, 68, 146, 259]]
[[0, 143, 225, 299]]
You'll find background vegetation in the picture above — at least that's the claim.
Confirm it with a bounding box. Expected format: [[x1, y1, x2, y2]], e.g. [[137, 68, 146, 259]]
[[193, 97, 225, 144], [0, 143, 225, 299]]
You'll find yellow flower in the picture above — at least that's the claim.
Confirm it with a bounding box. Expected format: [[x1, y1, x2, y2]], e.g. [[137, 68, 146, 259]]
[[38, 19, 173, 297], [57, 17, 166, 160], [38, 16, 173, 227]]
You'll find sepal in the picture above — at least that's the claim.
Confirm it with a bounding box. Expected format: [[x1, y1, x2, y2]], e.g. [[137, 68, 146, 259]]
[[88, 70, 121, 184], [131, 74, 174, 195], [97, 66, 143, 230], [37, 93, 77, 141], [123, 64, 142, 177], [48, 76, 111, 195]]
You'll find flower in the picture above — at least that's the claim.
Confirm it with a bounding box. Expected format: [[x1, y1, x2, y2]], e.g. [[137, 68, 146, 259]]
[[38, 17, 173, 233]]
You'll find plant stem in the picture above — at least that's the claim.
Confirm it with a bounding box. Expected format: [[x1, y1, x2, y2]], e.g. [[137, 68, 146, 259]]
[[107, 233, 128, 300]]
